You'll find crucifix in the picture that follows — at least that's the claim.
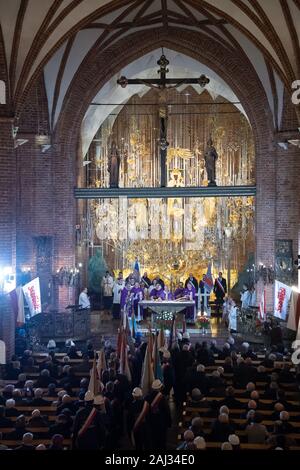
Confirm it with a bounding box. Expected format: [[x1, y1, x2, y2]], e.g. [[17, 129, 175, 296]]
[[117, 50, 210, 187], [198, 288, 211, 316]]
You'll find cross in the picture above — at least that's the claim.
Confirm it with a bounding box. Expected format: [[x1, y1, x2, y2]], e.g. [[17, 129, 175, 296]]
[[117, 51, 210, 187], [198, 288, 211, 316]]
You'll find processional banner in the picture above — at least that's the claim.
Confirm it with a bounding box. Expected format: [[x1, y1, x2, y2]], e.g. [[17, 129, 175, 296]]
[[274, 280, 292, 320], [22, 277, 42, 317]]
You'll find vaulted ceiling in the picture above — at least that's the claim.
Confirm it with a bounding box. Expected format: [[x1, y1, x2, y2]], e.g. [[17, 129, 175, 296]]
[[0, 0, 299, 130]]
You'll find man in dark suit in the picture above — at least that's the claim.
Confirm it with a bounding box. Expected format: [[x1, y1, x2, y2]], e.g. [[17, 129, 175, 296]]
[[213, 272, 227, 315]]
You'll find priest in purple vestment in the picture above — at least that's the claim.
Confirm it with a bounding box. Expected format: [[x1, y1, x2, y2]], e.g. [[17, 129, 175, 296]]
[[131, 281, 144, 320], [183, 282, 196, 322], [120, 282, 133, 316], [174, 282, 185, 299], [163, 285, 173, 300], [150, 284, 166, 300]]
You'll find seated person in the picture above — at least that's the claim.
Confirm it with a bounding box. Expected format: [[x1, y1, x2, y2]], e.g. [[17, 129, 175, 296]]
[[0, 406, 14, 428], [28, 409, 49, 428], [210, 413, 235, 442], [4, 414, 28, 440], [5, 399, 20, 417], [49, 414, 72, 438], [245, 414, 269, 443], [29, 388, 49, 407]]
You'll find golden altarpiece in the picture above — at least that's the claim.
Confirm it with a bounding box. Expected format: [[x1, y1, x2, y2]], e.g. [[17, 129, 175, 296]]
[[79, 88, 255, 289]]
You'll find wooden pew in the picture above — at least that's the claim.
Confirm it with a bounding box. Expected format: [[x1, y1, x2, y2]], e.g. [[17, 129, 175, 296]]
[[0, 438, 72, 449]]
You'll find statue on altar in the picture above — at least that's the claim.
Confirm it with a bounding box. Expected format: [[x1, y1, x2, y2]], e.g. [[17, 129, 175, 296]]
[[204, 138, 218, 186], [108, 140, 120, 188]]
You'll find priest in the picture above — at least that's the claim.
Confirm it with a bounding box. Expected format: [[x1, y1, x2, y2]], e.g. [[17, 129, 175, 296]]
[[185, 273, 199, 307], [183, 282, 196, 322], [184, 273, 199, 292], [120, 282, 133, 317], [174, 282, 185, 299], [150, 283, 166, 300], [131, 281, 144, 321]]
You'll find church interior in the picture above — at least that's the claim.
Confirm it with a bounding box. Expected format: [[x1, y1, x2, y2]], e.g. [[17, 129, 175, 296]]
[[0, 0, 300, 454]]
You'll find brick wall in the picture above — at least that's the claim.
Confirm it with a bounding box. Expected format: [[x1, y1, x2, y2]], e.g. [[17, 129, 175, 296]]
[[0, 296, 15, 361], [0, 117, 17, 269]]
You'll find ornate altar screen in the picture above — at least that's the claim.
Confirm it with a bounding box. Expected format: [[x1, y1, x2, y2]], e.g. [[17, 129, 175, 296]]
[[80, 88, 255, 286], [85, 89, 254, 189]]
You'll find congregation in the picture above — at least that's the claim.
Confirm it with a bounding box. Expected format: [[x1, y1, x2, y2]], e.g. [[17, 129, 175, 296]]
[[1, 332, 300, 451]]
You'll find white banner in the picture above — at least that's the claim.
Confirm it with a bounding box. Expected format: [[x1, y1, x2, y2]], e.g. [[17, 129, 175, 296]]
[[22, 277, 42, 317], [274, 280, 292, 320]]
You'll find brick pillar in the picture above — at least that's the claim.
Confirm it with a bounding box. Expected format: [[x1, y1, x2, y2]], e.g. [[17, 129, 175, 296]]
[[0, 117, 16, 358], [52, 140, 77, 310], [255, 138, 276, 311], [0, 117, 16, 269], [0, 295, 15, 361], [275, 145, 300, 263]]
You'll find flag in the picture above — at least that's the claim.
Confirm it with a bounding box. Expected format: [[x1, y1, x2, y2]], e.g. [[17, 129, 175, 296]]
[[88, 357, 102, 397], [203, 262, 214, 293], [96, 349, 107, 380], [116, 327, 122, 358], [157, 326, 165, 349], [258, 288, 266, 320], [152, 332, 163, 381], [22, 277, 41, 317], [147, 325, 154, 360], [119, 330, 132, 382], [133, 258, 140, 281], [0, 341, 5, 364], [131, 310, 137, 339], [287, 290, 300, 331], [274, 280, 292, 320], [168, 315, 177, 350], [10, 286, 25, 326], [141, 342, 154, 395], [182, 316, 187, 334]]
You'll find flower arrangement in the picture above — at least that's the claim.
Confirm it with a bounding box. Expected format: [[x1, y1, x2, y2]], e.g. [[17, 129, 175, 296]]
[[197, 315, 210, 330]]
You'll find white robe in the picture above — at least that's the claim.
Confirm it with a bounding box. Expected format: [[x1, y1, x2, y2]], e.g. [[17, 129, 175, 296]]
[[241, 290, 251, 309], [228, 306, 237, 331], [113, 281, 125, 304], [79, 292, 90, 309]]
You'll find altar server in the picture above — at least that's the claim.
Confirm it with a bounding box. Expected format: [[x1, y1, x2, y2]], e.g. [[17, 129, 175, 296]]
[[228, 300, 238, 332], [101, 271, 114, 313], [79, 287, 91, 309], [112, 278, 125, 319]]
